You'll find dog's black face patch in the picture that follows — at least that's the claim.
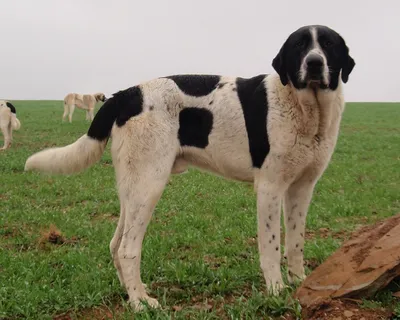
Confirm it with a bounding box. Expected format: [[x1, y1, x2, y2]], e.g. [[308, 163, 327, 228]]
[[178, 107, 213, 148], [272, 25, 355, 90], [236, 74, 270, 168], [315, 26, 355, 89], [166, 75, 221, 97], [6, 102, 16, 114], [88, 86, 143, 141]]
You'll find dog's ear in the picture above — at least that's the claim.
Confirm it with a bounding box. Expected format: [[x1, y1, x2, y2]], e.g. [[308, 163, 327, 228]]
[[340, 38, 355, 83], [272, 44, 288, 86]]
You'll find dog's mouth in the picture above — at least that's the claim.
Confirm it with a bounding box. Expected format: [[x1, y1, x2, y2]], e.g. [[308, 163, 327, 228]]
[[305, 75, 328, 89]]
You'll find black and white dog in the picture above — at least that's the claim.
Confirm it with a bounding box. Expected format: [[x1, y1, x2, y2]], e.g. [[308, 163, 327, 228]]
[[25, 25, 355, 309], [0, 100, 21, 150]]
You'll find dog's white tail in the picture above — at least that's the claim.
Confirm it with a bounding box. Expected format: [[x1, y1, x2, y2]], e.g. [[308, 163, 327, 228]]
[[11, 114, 21, 130], [24, 134, 107, 174]]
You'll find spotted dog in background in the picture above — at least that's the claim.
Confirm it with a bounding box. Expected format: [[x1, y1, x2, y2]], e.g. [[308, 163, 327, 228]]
[[63, 92, 107, 123], [0, 100, 21, 150], [25, 25, 355, 310]]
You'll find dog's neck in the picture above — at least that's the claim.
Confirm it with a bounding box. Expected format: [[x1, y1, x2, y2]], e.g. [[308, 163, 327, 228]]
[[291, 83, 344, 140]]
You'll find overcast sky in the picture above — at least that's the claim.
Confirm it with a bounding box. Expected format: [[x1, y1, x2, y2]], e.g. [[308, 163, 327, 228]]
[[1, 0, 399, 102]]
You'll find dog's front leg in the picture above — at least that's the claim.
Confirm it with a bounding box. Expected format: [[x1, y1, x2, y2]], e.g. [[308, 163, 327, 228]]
[[283, 170, 318, 284], [256, 163, 288, 294], [257, 180, 285, 294]]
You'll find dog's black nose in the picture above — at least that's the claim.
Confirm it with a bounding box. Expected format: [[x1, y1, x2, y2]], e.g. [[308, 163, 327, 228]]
[[306, 54, 323, 69]]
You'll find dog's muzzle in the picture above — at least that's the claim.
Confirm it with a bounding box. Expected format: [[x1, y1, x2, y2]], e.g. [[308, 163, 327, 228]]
[[305, 54, 324, 81]]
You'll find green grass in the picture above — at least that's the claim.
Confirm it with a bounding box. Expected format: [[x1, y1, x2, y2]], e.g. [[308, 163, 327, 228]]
[[0, 101, 399, 319]]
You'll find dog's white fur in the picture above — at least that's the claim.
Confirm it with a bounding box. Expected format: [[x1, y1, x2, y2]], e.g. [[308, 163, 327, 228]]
[[25, 69, 345, 309], [62, 92, 105, 123], [0, 100, 21, 150]]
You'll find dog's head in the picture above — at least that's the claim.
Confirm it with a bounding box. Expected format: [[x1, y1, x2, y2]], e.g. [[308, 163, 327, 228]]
[[272, 25, 355, 90], [95, 93, 107, 102]]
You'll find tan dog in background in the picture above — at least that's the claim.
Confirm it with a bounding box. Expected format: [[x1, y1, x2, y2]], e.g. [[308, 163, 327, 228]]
[[0, 100, 21, 150], [63, 93, 106, 123]]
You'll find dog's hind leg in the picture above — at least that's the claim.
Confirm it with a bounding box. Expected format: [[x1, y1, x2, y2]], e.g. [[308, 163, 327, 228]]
[[62, 103, 69, 122], [111, 116, 179, 311], [109, 201, 127, 288], [283, 168, 319, 284], [88, 108, 95, 121], [0, 120, 11, 150], [68, 105, 75, 123]]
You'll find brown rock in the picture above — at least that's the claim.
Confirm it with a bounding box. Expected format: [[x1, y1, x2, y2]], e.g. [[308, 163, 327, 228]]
[[295, 213, 400, 307]]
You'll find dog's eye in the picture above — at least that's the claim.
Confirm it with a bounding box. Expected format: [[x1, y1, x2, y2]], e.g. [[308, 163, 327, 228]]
[[322, 40, 333, 48], [295, 40, 305, 48]]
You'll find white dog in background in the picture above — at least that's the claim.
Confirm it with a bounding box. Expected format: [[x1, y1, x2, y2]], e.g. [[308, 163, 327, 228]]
[[25, 25, 355, 310], [0, 100, 21, 150]]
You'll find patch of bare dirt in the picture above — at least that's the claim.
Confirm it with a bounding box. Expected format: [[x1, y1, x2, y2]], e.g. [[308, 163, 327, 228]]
[[38, 224, 79, 248], [305, 228, 349, 241], [300, 299, 391, 320], [0, 193, 9, 200], [53, 304, 124, 320], [203, 254, 227, 270], [52, 297, 393, 320], [305, 258, 321, 271], [90, 212, 119, 223], [0, 226, 21, 239]]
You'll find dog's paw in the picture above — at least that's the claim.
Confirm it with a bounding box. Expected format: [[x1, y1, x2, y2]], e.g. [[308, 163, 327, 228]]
[[287, 267, 306, 285], [129, 296, 160, 311], [265, 278, 286, 296]]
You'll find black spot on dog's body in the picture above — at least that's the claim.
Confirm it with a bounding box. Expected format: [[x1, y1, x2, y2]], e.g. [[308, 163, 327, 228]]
[[178, 107, 213, 148], [209, 100, 213, 105], [115, 87, 143, 127], [236, 74, 269, 168], [88, 86, 143, 141], [166, 75, 220, 97], [6, 102, 16, 114]]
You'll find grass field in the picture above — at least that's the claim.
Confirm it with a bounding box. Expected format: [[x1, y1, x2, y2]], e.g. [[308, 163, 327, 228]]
[[0, 101, 399, 319]]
